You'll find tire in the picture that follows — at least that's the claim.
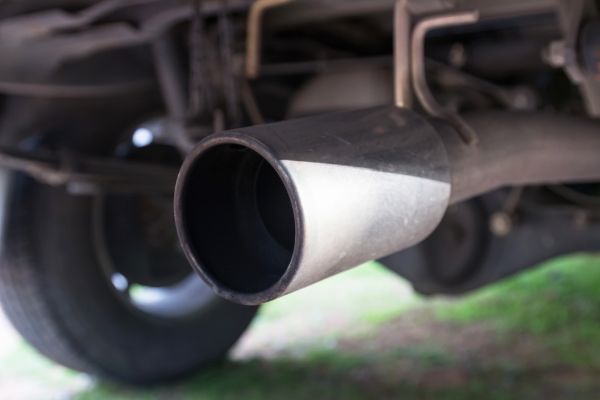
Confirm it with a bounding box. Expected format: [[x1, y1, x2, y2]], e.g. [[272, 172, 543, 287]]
[[0, 94, 258, 384]]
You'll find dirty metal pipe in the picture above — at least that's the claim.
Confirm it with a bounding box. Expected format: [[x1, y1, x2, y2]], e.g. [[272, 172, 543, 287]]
[[174, 106, 600, 304], [175, 107, 451, 304], [444, 112, 600, 202]]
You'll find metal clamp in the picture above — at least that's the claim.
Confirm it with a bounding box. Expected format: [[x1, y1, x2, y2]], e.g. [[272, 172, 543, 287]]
[[394, 0, 480, 144]]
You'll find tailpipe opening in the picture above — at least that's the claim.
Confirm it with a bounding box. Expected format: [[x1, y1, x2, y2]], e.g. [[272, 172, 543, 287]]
[[175, 141, 299, 301]]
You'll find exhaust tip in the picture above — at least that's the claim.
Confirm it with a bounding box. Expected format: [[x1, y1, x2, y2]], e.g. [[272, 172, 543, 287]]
[[176, 108, 452, 305], [174, 136, 300, 304]]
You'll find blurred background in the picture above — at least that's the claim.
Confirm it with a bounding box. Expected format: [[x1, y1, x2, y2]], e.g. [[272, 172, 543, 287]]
[[1, 254, 598, 400]]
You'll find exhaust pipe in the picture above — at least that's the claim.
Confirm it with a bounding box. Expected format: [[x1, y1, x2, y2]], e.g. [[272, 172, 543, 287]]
[[174, 106, 600, 305]]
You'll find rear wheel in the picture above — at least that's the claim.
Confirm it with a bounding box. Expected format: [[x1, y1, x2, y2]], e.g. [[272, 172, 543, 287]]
[[0, 95, 257, 384]]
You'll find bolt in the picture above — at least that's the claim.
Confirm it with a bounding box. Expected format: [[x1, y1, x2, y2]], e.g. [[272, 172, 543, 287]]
[[490, 212, 513, 237]]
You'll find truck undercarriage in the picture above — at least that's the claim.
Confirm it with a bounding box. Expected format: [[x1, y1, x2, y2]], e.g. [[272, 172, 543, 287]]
[[0, 0, 598, 383]]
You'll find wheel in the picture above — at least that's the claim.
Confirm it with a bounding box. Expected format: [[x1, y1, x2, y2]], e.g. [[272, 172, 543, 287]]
[[0, 93, 258, 384]]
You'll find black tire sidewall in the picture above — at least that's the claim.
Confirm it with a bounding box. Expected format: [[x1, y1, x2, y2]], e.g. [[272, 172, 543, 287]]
[[0, 95, 257, 383]]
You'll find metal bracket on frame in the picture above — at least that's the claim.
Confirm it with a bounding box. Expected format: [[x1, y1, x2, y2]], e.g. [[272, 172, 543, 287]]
[[394, 0, 480, 145]]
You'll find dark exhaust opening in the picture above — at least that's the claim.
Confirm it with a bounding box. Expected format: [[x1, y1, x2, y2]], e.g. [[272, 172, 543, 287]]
[[180, 144, 295, 294]]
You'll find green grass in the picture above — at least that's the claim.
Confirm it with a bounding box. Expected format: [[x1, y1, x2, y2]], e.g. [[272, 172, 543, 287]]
[[436, 254, 600, 367], [76, 359, 383, 400], [2, 255, 600, 399]]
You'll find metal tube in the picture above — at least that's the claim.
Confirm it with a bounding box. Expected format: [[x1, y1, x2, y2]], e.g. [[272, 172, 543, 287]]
[[394, 0, 412, 108], [175, 106, 451, 304], [175, 107, 600, 305], [443, 112, 600, 202]]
